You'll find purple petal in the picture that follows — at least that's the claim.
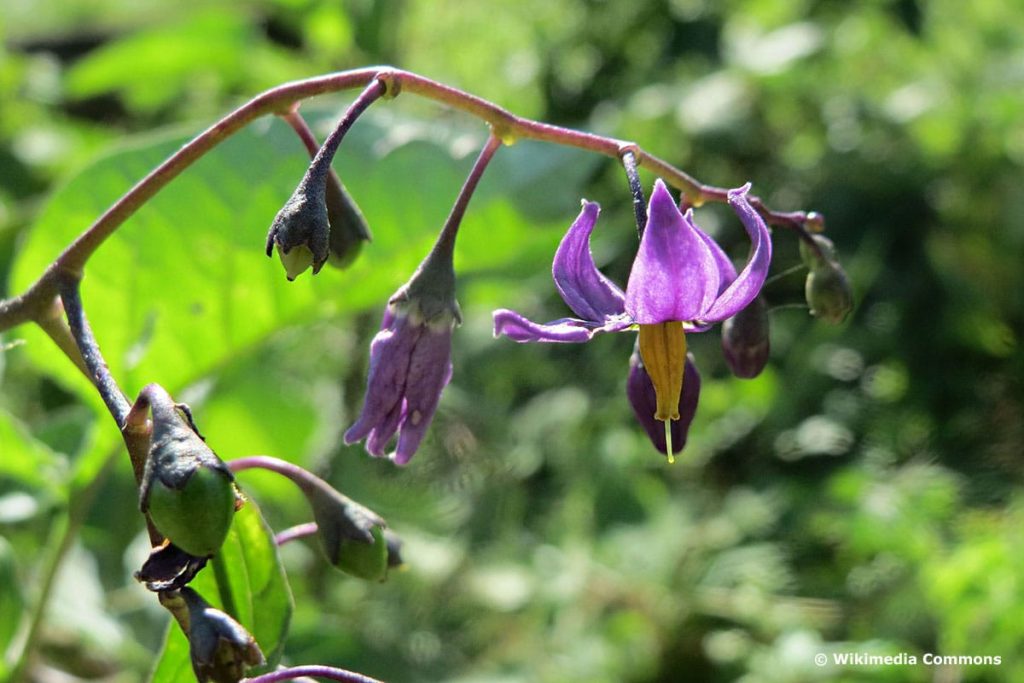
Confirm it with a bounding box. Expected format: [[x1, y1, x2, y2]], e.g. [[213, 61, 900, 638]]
[[393, 327, 454, 465], [552, 201, 625, 321], [694, 225, 737, 294], [492, 309, 629, 343], [344, 315, 423, 445], [701, 184, 773, 322], [625, 180, 721, 324], [366, 401, 404, 457], [626, 350, 701, 454]]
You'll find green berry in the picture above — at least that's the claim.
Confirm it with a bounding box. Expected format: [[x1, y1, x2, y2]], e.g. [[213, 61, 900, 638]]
[[147, 465, 236, 557]]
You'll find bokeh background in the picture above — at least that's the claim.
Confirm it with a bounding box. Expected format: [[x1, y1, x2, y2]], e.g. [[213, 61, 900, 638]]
[[2, 0, 1023, 681]]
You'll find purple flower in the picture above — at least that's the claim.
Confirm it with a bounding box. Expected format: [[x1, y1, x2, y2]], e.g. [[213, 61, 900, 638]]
[[493, 179, 771, 459], [344, 249, 461, 466]]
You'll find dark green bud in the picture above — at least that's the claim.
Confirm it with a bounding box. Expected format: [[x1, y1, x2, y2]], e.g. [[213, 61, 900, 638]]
[[139, 391, 239, 557], [325, 170, 371, 269], [180, 587, 264, 683], [799, 234, 837, 270], [305, 482, 390, 581], [383, 528, 404, 569], [805, 261, 854, 324]]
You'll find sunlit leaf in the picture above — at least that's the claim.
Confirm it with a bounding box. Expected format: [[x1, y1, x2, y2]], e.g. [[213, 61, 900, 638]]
[[0, 407, 67, 497]]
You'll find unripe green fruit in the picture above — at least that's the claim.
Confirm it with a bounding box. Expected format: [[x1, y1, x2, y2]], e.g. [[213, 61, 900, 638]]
[[806, 263, 854, 325], [147, 466, 236, 557]]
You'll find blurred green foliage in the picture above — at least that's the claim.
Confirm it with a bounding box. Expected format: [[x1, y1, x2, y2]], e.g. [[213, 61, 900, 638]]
[[2, 0, 1023, 681]]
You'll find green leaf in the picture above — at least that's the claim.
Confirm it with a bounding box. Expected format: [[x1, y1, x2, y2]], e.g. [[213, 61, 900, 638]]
[[148, 620, 193, 683], [0, 536, 24, 669], [0, 408, 67, 497], [148, 497, 292, 682], [64, 10, 255, 113]]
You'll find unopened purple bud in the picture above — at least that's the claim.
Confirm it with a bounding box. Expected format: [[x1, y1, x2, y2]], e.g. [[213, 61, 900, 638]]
[[265, 171, 331, 281], [721, 295, 770, 378], [626, 347, 700, 455]]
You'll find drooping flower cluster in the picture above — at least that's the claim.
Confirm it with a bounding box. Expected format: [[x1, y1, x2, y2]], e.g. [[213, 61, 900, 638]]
[[493, 179, 771, 459]]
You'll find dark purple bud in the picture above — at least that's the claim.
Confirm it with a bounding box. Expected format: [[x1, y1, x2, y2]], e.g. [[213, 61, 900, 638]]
[[179, 587, 264, 683], [265, 170, 331, 281], [138, 386, 239, 558], [626, 347, 700, 455], [721, 295, 770, 378]]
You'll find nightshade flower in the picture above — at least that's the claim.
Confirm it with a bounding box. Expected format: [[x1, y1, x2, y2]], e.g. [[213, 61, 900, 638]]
[[493, 179, 771, 459], [344, 242, 461, 465]]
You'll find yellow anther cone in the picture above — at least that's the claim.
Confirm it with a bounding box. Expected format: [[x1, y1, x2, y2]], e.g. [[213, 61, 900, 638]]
[[637, 321, 686, 421]]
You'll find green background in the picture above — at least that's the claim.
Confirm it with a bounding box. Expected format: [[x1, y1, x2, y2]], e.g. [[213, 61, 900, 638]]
[[1, 0, 1022, 681]]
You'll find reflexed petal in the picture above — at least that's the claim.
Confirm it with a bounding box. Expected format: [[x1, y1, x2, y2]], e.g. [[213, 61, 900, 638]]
[[626, 350, 701, 454], [552, 201, 626, 321], [492, 309, 629, 343], [625, 180, 721, 324], [701, 184, 773, 322], [694, 224, 737, 294]]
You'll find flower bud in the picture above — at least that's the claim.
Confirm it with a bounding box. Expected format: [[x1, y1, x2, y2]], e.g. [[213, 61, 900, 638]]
[[799, 233, 838, 270], [139, 392, 239, 558], [265, 172, 331, 281], [805, 260, 854, 324], [179, 587, 264, 683], [721, 295, 770, 378], [306, 482, 391, 581], [324, 170, 371, 269], [383, 528, 404, 569]]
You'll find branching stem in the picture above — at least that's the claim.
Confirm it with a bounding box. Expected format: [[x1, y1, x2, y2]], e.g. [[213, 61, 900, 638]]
[[0, 66, 821, 336], [57, 275, 130, 425]]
